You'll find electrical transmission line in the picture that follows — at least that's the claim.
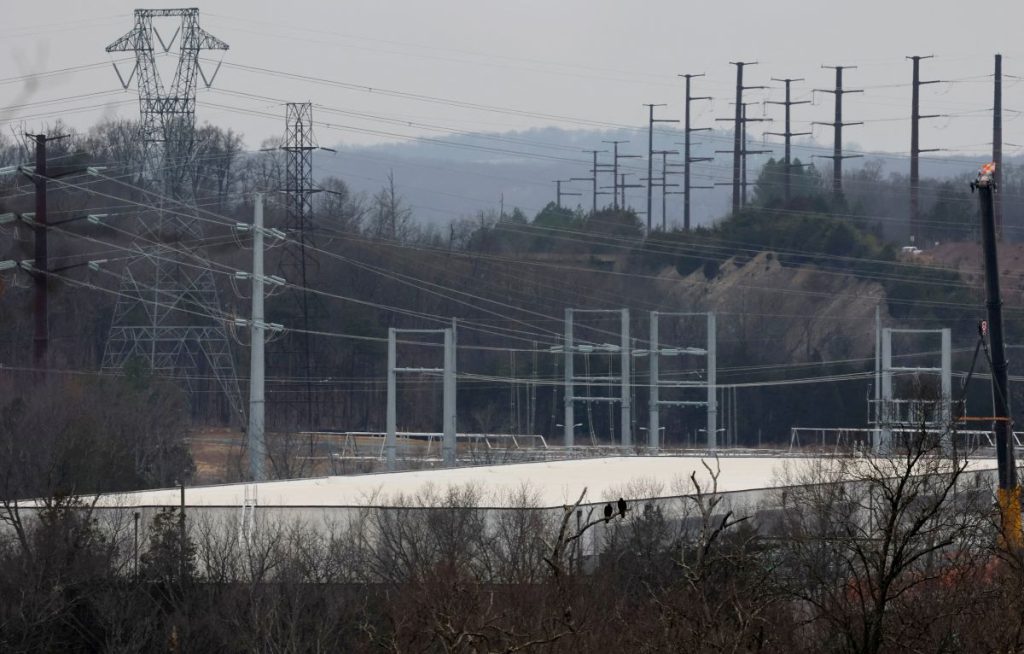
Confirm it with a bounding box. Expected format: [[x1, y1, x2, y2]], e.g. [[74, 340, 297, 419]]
[[102, 8, 243, 422]]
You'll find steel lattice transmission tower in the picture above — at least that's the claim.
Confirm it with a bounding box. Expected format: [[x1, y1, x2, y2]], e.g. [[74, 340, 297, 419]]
[[102, 8, 243, 421], [275, 102, 321, 430]]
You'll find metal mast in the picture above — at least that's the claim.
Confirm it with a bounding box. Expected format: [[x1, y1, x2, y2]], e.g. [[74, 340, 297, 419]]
[[279, 102, 320, 431], [103, 9, 242, 421], [766, 78, 811, 205], [973, 163, 1018, 539], [644, 104, 678, 231], [993, 54, 1004, 239], [677, 73, 712, 230], [907, 55, 940, 245], [814, 65, 863, 205]]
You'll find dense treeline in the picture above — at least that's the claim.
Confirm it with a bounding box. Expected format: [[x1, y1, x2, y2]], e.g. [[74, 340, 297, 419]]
[[2, 434, 1023, 652]]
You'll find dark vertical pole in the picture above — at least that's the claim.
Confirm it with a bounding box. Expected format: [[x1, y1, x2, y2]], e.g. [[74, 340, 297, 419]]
[[591, 150, 599, 213], [740, 104, 747, 207], [555, 180, 563, 209], [910, 56, 921, 243], [783, 81, 793, 204], [732, 63, 744, 215], [178, 482, 186, 580], [684, 75, 693, 229], [974, 167, 1018, 533], [906, 55, 939, 245], [643, 104, 677, 230], [994, 54, 1003, 239], [661, 151, 668, 230], [679, 73, 711, 230], [133, 511, 140, 581], [833, 66, 843, 202], [612, 143, 619, 210], [647, 104, 654, 231], [33, 134, 47, 368], [815, 67, 862, 208]]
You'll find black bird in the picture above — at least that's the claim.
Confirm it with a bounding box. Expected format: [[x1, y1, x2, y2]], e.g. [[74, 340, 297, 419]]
[[603, 503, 613, 523], [617, 497, 627, 519]]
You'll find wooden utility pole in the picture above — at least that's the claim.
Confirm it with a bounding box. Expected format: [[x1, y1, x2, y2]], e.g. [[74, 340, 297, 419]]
[[766, 77, 811, 205]]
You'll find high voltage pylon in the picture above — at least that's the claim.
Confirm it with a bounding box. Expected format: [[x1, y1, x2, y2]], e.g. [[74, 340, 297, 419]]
[[908, 55, 941, 245], [103, 8, 243, 421], [274, 102, 323, 431], [766, 77, 811, 205], [814, 65, 863, 205]]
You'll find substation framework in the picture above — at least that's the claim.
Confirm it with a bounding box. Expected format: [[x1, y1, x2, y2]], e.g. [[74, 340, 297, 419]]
[[560, 308, 632, 448], [872, 327, 952, 452], [793, 324, 956, 453], [102, 9, 243, 420], [640, 311, 717, 451], [386, 326, 457, 469]]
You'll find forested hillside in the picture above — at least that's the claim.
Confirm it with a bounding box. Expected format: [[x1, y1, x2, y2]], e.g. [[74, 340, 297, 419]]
[[0, 119, 1018, 490]]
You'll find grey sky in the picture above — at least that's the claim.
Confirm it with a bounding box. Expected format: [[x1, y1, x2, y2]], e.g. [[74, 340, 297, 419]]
[[3, 0, 1024, 160]]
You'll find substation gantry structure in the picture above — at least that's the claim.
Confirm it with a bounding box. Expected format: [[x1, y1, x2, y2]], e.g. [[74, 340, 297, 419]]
[[638, 311, 717, 451]]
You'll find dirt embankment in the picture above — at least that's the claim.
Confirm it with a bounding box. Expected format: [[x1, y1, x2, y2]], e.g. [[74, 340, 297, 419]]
[[653, 252, 890, 365], [925, 241, 1024, 308]]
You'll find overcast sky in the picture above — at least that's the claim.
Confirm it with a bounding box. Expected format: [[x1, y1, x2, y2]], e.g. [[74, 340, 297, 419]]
[[3, 1, 1024, 161]]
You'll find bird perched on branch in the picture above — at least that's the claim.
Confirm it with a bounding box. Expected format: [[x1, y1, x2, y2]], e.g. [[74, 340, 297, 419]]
[[618, 497, 628, 519], [604, 503, 613, 523]]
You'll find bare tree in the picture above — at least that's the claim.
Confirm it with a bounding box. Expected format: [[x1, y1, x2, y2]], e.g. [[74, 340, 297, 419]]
[[774, 432, 989, 653]]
